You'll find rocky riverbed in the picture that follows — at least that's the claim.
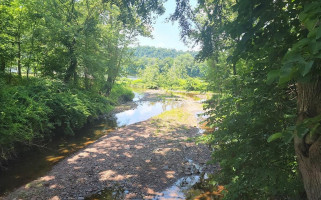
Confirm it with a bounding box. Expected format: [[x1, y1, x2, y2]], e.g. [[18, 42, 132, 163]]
[[4, 90, 213, 200]]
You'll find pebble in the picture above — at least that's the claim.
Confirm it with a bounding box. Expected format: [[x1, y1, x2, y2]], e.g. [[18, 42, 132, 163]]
[[7, 94, 214, 200], [162, 165, 169, 170]]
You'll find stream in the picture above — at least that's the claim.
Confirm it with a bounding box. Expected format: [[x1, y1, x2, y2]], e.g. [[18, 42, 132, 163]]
[[0, 90, 215, 199]]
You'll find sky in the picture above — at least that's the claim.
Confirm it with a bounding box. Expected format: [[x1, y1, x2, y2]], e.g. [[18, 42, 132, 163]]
[[135, 0, 198, 52]]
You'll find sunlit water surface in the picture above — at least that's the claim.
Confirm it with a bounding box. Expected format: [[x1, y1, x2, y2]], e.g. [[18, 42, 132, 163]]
[[0, 91, 182, 195]]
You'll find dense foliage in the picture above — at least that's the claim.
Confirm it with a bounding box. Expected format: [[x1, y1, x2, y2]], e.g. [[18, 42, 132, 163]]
[[0, 0, 159, 165], [0, 77, 133, 164], [124, 46, 207, 91], [171, 0, 321, 199], [0, 0, 164, 93]]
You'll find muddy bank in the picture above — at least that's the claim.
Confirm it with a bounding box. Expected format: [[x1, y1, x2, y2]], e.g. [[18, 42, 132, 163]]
[[4, 90, 213, 200]]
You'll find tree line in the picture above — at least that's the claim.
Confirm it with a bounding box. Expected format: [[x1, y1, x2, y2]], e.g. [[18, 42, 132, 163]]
[[124, 46, 207, 91], [132, 46, 196, 59], [0, 0, 163, 94]]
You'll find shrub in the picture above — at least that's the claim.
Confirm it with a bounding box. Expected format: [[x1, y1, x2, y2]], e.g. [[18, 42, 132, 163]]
[[109, 84, 135, 104], [0, 77, 114, 164]]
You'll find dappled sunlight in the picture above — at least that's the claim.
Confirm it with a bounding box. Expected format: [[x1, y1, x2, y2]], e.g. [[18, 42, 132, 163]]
[[133, 144, 144, 149], [46, 156, 65, 163], [192, 185, 225, 200], [59, 149, 70, 154], [49, 184, 58, 189], [123, 152, 132, 158], [40, 176, 55, 182], [83, 141, 95, 146], [99, 170, 129, 181], [5, 90, 213, 200], [23, 175, 56, 191], [67, 152, 90, 164], [165, 171, 176, 178], [145, 187, 163, 196], [85, 147, 99, 153], [49, 196, 60, 200]]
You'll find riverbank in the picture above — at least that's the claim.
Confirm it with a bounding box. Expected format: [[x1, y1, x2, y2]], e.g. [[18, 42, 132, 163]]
[[4, 90, 213, 199], [0, 78, 134, 168]]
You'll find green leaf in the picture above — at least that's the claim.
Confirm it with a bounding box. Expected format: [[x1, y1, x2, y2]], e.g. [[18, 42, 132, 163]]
[[317, 27, 321, 39], [279, 64, 293, 85], [296, 124, 309, 138], [304, 18, 318, 31], [283, 131, 294, 143], [267, 132, 282, 143], [310, 123, 320, 135], [302, 61, 314, 76], [266, 70, 279, 85]]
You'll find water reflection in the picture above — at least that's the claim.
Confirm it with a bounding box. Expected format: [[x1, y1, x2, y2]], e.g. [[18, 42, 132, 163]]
[[116, 101, 181, 126], [132, 92, 144, 102], [0, 91, 180, 195]]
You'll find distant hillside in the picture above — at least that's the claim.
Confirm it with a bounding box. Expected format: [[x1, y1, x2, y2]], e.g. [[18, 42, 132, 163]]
[[131, 46, 196, 59]]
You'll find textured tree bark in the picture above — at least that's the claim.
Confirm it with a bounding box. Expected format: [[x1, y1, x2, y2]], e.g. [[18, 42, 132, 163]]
[[295, 77, 321, 200]]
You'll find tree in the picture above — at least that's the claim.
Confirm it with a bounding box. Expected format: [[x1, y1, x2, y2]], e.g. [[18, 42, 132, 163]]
[[0, 0, 15, 74], [275, 2, 321, 199], [172, 0, 321, 199]]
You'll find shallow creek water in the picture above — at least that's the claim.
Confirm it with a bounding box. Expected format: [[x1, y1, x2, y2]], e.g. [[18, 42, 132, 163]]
[[0, 91, 216, 199], [0, 91, 183, 195]]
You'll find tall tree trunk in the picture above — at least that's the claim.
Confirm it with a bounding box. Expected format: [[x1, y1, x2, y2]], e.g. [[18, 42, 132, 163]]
[[295, 76, 321, 200], [105, 51, 122, 95], [105, 75, 114, 96], [17, 38, 21, 77], [232, 62, 240, 110], [232, 62, 237, 95], [0, 56, 5, 73], [65, 38, 77, 83], [27, 24, 35, 79], [26, 64, 30, 79]]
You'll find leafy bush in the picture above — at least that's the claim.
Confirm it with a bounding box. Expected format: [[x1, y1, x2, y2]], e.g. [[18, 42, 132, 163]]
[[204, 71, 305, 199], [109, 84, 134, 104], [0, 77, 114, 163]]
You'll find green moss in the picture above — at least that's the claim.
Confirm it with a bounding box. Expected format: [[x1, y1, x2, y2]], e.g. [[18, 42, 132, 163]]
[[153, 108, 189, 123]]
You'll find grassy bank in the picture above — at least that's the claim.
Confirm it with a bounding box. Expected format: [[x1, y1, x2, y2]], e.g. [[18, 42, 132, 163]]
[[0, 77, 133, 165]]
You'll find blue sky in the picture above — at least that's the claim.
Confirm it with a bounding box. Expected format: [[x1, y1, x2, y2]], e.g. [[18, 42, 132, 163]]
[[136, 0, 197, 51]]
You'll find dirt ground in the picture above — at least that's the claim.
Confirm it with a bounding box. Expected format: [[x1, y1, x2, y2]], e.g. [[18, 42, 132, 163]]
[[4, 90, 213, 200]]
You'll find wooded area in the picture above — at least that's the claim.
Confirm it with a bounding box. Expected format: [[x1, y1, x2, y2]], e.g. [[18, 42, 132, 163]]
[[124, 46, 207, 90], [1, 0, 321, 199]]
